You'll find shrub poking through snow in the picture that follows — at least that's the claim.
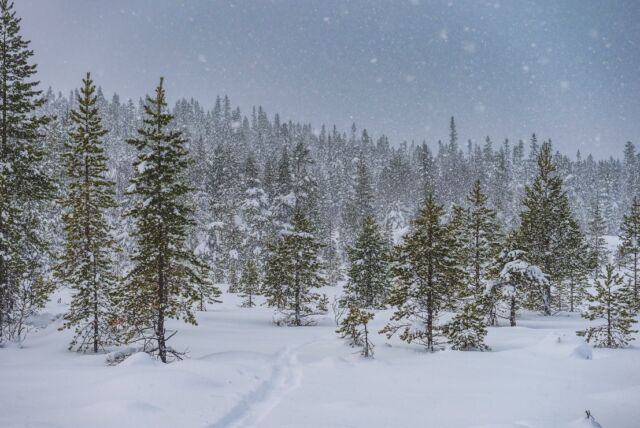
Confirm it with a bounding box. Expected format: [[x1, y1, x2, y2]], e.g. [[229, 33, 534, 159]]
[[337, 306, 375, 358], [442, 300, 489, 351], [578, 264, 637, 348]]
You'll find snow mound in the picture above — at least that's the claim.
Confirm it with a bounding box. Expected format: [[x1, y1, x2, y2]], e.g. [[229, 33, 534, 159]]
[[526, 333, 593, 360], [118, 351, 157, 367]]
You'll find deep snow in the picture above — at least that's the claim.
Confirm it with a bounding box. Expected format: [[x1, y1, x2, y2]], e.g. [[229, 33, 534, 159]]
[[1, 282, 638, 428]]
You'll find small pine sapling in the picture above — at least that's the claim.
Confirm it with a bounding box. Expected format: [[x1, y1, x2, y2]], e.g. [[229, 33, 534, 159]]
[[442, 300, 490, 351], [337, 306, 375, 358], [577, 264, 637, 348]]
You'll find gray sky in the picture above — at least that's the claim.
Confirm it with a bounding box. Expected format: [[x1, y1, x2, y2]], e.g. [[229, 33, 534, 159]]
[[17, 0, 640, 158]]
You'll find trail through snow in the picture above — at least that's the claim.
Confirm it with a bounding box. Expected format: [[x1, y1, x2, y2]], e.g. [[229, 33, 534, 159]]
[[209, 346, 302, 428]]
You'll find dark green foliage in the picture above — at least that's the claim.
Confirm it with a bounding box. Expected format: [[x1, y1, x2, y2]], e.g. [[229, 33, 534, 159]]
[[239, 259, 260, 308], [344, 216, 390, 309], [56, 73, 118, 353], [516, 141, 587, 315], [336, 305, 375, 358], [380, 194, 461, 351], [442, 300, 489, 351], [263, 208, 325, 326], [0, 0, 54, 342], [343, 156, 375, 242], [119, 78, 219, 363], [578, 264, 637, 348]]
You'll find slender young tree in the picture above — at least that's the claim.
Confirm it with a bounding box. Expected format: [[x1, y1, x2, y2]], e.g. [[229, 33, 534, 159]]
[[239, 258, 260, 308], [120, 78, 217, 363], [587, 199, 608, 278], [380, 194, 461, 351], [578, 264, 637, 348], [464, 180, 502, 292], [617, 197, 640, 308], [343, 215, 390, 309], [0, 0, 54, 341], [56, 73, 118, 352]]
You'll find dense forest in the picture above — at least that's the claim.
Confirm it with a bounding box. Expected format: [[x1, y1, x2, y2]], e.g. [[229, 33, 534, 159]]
[[1, 0, 638, 361]]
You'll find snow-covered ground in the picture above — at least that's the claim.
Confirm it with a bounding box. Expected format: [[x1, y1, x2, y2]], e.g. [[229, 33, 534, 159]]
[[1, 284, 638, 428]]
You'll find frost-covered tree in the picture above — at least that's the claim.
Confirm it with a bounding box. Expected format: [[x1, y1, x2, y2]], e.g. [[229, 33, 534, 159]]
[[442, 300, 489, 351], [239, 154, 270, 266], [336, 305, 375, 358], [0, 0, 55, 342], [119, 78, 218, 363], [380, 194, 461, 351], [263, 207, 325, 326], [343, 215, 390, 309], [239, 258, 260, 308], [487, 248, 548, 326], [56, 73, 118, 352], [617, 197, 640, 308], [578, 264, 637, 348]]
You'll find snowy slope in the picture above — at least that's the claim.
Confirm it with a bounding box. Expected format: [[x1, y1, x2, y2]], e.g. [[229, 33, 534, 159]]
[[1, 286, 638, 428]]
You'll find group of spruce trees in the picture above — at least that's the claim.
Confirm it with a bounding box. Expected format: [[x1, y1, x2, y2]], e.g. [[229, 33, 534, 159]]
[[0, 0, 638, 363]]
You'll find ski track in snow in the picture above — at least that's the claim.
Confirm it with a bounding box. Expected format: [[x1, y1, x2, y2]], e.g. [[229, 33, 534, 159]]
[[209, 345, 302, 428]]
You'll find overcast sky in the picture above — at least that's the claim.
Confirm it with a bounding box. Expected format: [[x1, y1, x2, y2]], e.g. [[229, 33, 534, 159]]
[[16, 0, 640, 158]]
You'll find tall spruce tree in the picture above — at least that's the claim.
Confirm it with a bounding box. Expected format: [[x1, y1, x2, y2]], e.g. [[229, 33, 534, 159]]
[[263, 207, 325, 326], [578, 264, 637, 348], [617, 197, 640, 308], [516, 141, 585, 315], [380, 193, 461, 351], [56, 73, 118, 352], [120, 78, 218, 363], [0, 0, 54, 341], [343, 215, 390, 309]]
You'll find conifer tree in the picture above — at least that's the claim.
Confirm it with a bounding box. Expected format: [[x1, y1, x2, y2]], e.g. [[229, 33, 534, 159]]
[[587, 199, 608, 278], [487, 247, 547, 326], [337, 305, 375, 358], [56, 73, 118, 352], [0, 0, 55, 341], [617, 197, 640, 308], [120, 78, 218, 363], [380, 194, 461, 351], [516, 141, 585, 315], [578, 264, 637, 348], [263, 207, 325, 326], [343, 156, 375, 242], [442, 300, 489, 351], [343, 215, 390, 309], [464, 180, 502, 292], [239, 258, 260, 308]]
